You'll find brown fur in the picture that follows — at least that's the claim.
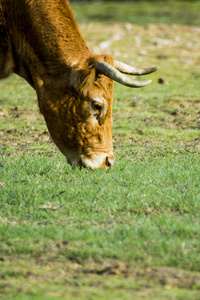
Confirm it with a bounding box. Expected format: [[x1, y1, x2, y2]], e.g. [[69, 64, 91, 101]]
[[0, 0, 114, 168]]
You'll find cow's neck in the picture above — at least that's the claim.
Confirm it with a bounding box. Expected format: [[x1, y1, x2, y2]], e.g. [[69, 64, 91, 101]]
[[4, 0, 90, 90]]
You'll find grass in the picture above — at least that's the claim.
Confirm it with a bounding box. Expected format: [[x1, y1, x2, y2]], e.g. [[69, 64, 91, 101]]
[[72, 0, 200, 26], [1, 1, 200, 299]]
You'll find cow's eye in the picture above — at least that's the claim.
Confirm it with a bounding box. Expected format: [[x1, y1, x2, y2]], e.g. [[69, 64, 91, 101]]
[[91, 101, 104, 117]]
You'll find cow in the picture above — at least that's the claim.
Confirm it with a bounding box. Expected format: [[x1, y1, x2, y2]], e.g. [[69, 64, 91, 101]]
[[0, 0, 157, 169]]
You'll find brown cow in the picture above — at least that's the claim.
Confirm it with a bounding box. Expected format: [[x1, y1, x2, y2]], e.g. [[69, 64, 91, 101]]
[[0, 0, 157, 169]]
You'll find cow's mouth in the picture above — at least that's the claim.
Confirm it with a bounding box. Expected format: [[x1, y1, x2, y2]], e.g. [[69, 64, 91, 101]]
[[81, 153, 114, 170], [79, 155, 114, 170], [65, 152, 114, 170]]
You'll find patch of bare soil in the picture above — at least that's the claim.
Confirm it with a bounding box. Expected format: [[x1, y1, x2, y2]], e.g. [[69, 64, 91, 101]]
[[0, 129, 51, 149], [83, 262, 200, 289], [1, 256, 200, 290], [0, 107, 52, 148], [138, 267, 200, 289], [0, 106, 42, 120]]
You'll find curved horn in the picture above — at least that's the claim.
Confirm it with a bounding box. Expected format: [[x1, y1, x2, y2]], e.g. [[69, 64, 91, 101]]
[[115, 60, 158, 75], [95, 61, 152, 88]]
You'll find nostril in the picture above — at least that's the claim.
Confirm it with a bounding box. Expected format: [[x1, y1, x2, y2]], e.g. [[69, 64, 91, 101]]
[[105, 156, 114, 168]]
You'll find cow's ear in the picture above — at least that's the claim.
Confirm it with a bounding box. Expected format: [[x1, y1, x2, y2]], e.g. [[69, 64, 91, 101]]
[[70, 68, 96, 96]]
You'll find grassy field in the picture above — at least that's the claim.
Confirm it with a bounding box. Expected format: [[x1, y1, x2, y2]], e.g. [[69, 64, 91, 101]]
[[1, 1, 200, 299]]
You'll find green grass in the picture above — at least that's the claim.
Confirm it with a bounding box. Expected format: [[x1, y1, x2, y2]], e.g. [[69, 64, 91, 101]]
[[72, 0, 200, 26], [1, 154, 200, 268], [1, 1, 200, 299]]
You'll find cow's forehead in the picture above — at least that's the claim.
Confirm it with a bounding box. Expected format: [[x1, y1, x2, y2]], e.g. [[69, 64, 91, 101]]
[[90, 77, 114, 100]]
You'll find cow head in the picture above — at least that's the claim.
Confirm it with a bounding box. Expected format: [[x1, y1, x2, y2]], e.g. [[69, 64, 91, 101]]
[[0, 0, 158, 169], [37, 54, 157, 170]]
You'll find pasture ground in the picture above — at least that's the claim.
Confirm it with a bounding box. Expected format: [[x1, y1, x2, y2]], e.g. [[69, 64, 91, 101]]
[[1, 1, 200, 299]]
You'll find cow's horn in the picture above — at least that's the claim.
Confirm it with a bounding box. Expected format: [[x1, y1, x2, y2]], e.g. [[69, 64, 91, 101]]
[[95, 61, 153, 88], [114, 60, 158, 75]]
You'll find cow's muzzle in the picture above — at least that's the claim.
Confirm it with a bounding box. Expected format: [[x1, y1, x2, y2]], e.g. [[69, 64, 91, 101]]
[[80, 153, 114, 170]]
